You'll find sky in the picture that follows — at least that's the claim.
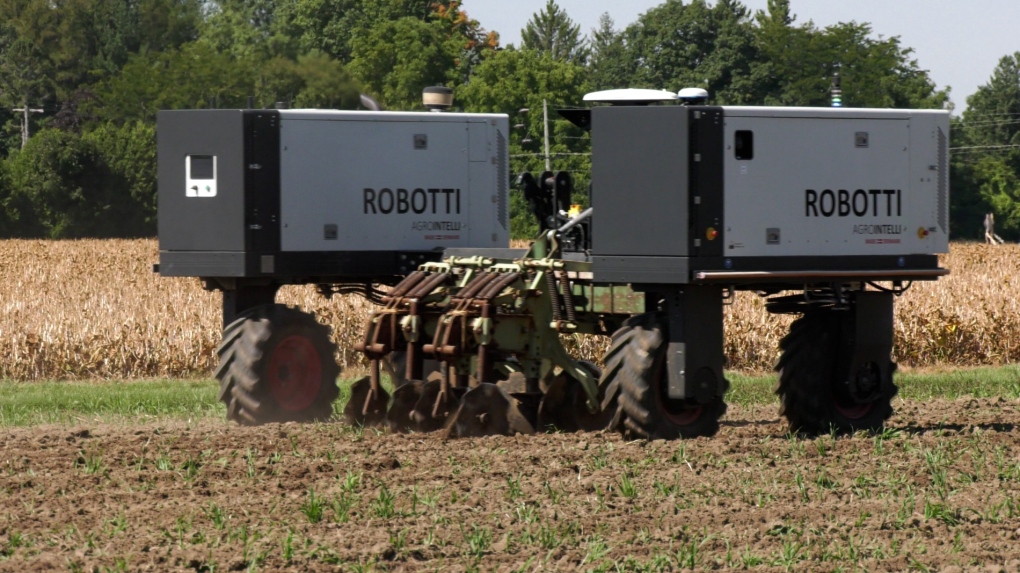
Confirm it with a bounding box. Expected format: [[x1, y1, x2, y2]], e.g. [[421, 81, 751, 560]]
[[462, 0, 1020, 112]]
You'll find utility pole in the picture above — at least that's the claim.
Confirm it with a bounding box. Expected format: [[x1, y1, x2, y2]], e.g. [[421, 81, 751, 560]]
[[12, 104, 44, 148], [542, 99, 551, 171]]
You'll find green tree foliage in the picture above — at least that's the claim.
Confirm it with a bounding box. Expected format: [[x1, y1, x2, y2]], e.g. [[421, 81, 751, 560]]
[[947, 118, 990, 240], [520, 0, 588, 65], [817, 23, 946, 109], [0, 0, 978, 239], [199, 0, 287, 62], [952, 53, 1020, 238], [257, 51, 361, 109], [84, 121, 157, 230], [348, 3, 496, 110], [0, 0, 60, 115], [752, 2, 947, 108], [348, 17, 461, 110], [962, 53, 1020, 162], [276, 0, 442, 63], [620, 0, 761, 103], [0, 0, 201, 109], [0, 156, 12, 230], [751, 0, 811, 105], [588, 13, 628, 91], [977, 159, 1020, 235], [2, 124, 153, 237], [56, 0, 202, 89], [94, 42, 256, 123]]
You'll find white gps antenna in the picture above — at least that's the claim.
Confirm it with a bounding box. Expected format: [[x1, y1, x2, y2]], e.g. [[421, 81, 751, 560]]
[[677, 87, 709, 105]]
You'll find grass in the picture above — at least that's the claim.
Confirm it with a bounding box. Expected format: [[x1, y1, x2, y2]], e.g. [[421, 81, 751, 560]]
[[0, 376, 385, 427], [727, 363, 1020, 405], [1, 364, 1018, 427], [0, 379, 221, 426]]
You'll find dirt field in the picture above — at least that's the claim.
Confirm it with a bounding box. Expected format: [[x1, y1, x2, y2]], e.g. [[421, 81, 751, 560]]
[[4, 397, 1020, 572]]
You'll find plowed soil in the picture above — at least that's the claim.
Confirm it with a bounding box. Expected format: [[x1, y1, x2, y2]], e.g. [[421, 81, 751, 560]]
[[5, 398, 1020, 572]]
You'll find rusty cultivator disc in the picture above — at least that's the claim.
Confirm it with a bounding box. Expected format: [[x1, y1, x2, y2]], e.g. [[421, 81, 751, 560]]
[[348, 230, 648, 438]]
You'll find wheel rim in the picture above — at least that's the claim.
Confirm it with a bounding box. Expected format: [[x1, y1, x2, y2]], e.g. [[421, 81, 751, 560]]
[[654, 361, 707, 428], [833, 399, 874, 420], [267, 335, 322, 412], [835, 363, 880, 420], [664, 405, 704, 427]]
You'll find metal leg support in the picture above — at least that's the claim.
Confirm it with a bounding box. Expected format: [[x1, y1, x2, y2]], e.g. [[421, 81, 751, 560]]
[[663, 285, 724, 403]]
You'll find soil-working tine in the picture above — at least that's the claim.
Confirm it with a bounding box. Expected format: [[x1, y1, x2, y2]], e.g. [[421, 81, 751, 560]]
[[364, 358, 381, 416], [411, 376, 463, 432], [446, 383, 534, 438], [475, 303, 492, 384], [432, 360, 452, 419], [342, 374, 389, 427], [387, 381, 423, 433]]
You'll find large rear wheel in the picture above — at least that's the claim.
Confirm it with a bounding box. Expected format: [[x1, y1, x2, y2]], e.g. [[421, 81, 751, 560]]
[[216, 304, 340, 424], [605, 313, 727, 440], [775, 310, 897, 435]]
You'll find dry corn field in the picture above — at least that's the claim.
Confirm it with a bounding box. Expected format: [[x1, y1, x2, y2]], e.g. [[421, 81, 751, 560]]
[[0, 239, 1016, 380]]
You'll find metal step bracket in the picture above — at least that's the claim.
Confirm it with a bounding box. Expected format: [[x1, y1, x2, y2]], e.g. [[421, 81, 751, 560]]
[[400, 314, 422, 342], [471, 316, 493, 345]]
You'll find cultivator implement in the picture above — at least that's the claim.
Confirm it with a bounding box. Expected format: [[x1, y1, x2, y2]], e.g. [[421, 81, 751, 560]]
[[345, 227, 641, 437]]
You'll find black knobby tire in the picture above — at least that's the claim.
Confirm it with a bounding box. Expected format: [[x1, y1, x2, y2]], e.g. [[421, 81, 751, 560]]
[[603, 313, 728, 440], [216, 304, 340, 424], [775, 310, 897, 435]]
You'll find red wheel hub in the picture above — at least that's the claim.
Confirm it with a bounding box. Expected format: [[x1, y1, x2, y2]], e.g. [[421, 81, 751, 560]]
[[837, 364, 880, 420], [834, 400, 874, 420], [655, 361, 706, 428], [267, 335, 322, 412], [665, 406, 703, 427]]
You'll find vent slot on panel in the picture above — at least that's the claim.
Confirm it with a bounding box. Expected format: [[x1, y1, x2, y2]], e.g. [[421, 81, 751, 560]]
[[937, 127, 948, 233], [497, 130, 508, 229]]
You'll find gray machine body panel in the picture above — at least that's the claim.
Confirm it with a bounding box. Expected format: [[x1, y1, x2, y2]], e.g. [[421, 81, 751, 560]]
[[721, 107, 949, 257], [157, 109, 509, 279], [158, 110, 247, 252], [590, 106, 689, 258], [589, 105, 949, 284], [590, 256, 690, 284], [278, 111, 508, 252]]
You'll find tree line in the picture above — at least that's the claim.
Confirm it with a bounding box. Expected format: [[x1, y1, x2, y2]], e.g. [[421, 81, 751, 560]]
[[0, 0, 1010, 239]]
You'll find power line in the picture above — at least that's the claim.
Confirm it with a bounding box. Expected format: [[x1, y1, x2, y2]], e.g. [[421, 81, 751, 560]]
[[950, 144, 1020, 152], [957, 118, 1020, 128], [961, 111, 1020, 119], [510, 152, 591, 158], [508, 171, 590, 176]]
